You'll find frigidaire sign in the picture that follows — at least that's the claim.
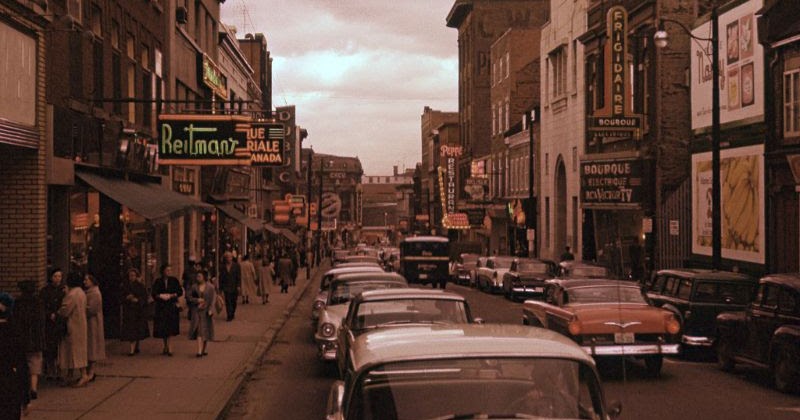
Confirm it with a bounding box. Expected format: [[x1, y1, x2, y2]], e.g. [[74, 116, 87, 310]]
[[158, 115, 251, 165], [580, 159, 643, 207]]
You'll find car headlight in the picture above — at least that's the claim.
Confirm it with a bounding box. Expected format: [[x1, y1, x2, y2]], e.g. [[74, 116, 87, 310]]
[[313, 300, 325, 310], [320, 323, 336, 338], [665, 315, 681, 335]]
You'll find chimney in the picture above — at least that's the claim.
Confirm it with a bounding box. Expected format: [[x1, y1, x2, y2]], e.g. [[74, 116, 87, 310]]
[[393, 165, 398, 176]]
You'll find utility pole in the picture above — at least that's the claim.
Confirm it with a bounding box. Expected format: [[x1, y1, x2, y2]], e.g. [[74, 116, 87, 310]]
[[316, 160, 325, 265], [306, 147, 313, 278]]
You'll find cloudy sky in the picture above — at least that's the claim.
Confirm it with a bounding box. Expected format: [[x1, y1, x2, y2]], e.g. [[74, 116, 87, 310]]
[[220, 0, 459, 175]]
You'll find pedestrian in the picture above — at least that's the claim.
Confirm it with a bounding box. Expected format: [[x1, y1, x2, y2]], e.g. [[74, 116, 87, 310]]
[[219, 251, 241, 321], [0, 292, 29, 419], [40, 268, 65, 381], [290, 248, 300, 286], [239, 254, 258, 305], [13, 280, 45, 402], [277, 251, 294, 294], [152, 264, 183, 356], [256, 256, 274, 304], [560, 246, 575, 262], [182, 256, 199, 320], [83, 274, 104, 382], [120, 268, 149, 356], [187, 271, 216, 357], [58, 272, 90, 387]]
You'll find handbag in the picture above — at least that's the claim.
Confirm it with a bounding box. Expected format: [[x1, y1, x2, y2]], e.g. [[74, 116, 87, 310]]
[[214, 294, 225, 315]]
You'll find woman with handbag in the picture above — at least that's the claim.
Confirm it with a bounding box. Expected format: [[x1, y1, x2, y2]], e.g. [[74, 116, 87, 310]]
[[40, 268, 65, 381], [151, 264, 183, 356], [120, 268, 150, 356], [187, 271, 216, 357]]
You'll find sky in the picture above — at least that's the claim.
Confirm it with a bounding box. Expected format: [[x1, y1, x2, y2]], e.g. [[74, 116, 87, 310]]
[[220, 0, 459, 175]]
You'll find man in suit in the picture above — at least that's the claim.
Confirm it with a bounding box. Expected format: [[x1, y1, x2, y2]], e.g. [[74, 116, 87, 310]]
[[219, 251, 241, 321]]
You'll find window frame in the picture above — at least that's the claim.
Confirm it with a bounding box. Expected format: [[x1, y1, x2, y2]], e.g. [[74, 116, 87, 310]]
[[783, 68, 800, 138]]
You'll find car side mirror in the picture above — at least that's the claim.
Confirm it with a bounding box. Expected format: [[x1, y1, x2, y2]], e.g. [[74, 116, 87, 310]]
[[473, 317, 484, 324], [608, 400, 623, 418], [325, 380, 345, 420]]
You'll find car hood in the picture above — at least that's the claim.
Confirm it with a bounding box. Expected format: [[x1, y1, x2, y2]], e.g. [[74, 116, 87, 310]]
[[319, 303, 349, 329], [570, 304, 670, 334]]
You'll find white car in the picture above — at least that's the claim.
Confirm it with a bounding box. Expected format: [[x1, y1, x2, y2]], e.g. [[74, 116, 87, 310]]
[[476, 256, 516, 293], [311, 266, 385, 323]]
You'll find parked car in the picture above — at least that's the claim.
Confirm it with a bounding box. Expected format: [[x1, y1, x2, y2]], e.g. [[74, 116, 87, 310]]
[[452, 253, 479, 285], [522, 279, 681, 376], [502, 258, 558, 301], [334, 255, 382, 267], [333, 249, 350, 265], [315, 272, 408, 361], [312, 266, 385, 323], [335, 288, 480, 379], [716, 273, 800, 393], [557, 261, 611, 279], [643, 269, 756, 349], [476, 256, 516, 293], [324, 324, 622, 420]]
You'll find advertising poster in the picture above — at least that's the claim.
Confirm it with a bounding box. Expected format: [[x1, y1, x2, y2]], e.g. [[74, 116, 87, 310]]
[[691, 144, 765, 263], [691, 0, 763, 131]]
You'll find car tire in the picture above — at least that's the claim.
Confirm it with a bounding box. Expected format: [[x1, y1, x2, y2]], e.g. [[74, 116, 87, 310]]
[[644, 355, 663, 377], [716, 335, 736, 372], [773, 346, 799, 394]]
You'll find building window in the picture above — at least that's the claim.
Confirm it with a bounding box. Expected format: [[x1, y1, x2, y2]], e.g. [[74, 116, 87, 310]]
[[126, 32, 135, 60], [550, 47, 567, 98], [505, 98, 510, 132], [572, 147, 578, 172], [112, 51, 121, 115], [571, 40, 577, 92], [92, 39, 103, 103], [492, 103, 496, 135], [785, 69, 800, 137], [545, 153, 549, 176], [111, 20, 119, 50], [141, 45, 149, 70], [572, 196, 578, 252], [545, 197, 550, 249], [505, 52, 510, 79], [91, 4, 102, 36], [127, 63, 136, 122], [67, 0, 82, 23]]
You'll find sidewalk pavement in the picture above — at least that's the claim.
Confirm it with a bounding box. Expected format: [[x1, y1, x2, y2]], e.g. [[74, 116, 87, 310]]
[[27, 262, 328, 420]]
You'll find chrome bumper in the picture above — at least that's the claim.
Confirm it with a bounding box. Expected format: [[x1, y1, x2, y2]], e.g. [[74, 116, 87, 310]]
[[681, 335, 715, 347], [582, 343, 681, 356], [317, 340, 338, 361], [511, 286, 545, 294]]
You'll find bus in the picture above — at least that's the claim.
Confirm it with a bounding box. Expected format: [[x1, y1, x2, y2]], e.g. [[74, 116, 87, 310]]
[[399, 236, 450, 288]]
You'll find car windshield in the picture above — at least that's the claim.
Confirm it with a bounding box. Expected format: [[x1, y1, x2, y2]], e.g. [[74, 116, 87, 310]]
[[693, 282, 753, 304], [493, 258, 515, 269], [569, 267, 608, 278], [328, 282, 404, 305], [461, 255, 478, 264], [567, 286, 647, 304], [350, 357, 603, 420], [517, 262, 550, 273], [352, 299, 470, 329]]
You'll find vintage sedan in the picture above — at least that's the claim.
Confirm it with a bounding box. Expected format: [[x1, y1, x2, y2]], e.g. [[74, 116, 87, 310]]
[[312, 266, 386, 323], [334, 255, 383, 267], [716, 273, 800, 393], [325, 324, 622, 420], [476, 256, 516, 293], [315, 272, 408, 361], [557, 261, 611, 279], [522, 279, 681, 376], [453, 253, 480, 285], [643, 269, 756, 349], [335, 288, 479, 379], [502, 258, 558, 301]]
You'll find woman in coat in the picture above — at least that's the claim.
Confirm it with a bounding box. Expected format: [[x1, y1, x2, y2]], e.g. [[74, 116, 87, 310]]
[[57, 272, 90, 387], [256, 256, 273, 304], [83, 274, 104, 381], [187, 270, 216, 357], [120, 268, 149, 356], [152, 264, 182, 356], [0, 292, 29, 419], [14, 280, 45, 400], [40, 268, 65, 380], [239, 255, 258, 304]]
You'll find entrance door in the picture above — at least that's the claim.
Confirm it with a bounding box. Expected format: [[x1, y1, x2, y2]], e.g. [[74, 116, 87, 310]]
[[555, 158, 567, 257]]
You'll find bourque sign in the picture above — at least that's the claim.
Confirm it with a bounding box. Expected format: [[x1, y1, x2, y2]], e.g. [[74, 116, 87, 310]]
[[580, 159, 643, 206]]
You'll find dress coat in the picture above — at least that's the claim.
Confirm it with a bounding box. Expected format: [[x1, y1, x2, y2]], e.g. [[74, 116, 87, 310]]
[[257, 261, 274, 295], [151, 276, 183, 338], [120, 280, 150, 342], [57, 286, 88, 370], [187, 282, 216, 341], [13, 292, 45, 355], [0, 320, 28, 419], [85, 285, 105, 362], [277, 257, 295, 286], [40, 282, 65, 360], [239, 260, 258, 299]]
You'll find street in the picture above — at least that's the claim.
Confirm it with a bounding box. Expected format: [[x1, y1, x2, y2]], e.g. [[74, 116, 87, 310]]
[[227, 279, 800, 419]]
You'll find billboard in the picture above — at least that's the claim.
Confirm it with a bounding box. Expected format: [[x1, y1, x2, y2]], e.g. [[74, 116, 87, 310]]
[[691, 144, 765, 264], [690, 0, 764, 131], [158, 114, 252, 165]]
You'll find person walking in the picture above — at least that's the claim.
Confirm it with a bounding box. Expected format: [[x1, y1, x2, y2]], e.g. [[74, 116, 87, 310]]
[[187, 271, 216, 357], [239, 255, 258, 305], [218, 251, 241, 321], [83, 274, 104, 382], [58, 272, 90, 387], [152, 264, 182, 356], [256, 256, 274, 304], [560, 246, 575, 262], [182, 256, 199, 320], [0, 292, 29, 420], [120, 268, 149, 356], [13, 280, 45, 401], [277, 251, 294, 294], [40, 268, 65, 381], [290, 248, 299, 286]]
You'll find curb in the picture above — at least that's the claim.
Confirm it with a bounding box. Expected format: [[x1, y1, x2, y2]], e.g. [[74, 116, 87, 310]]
[[204, 262, 326, 420]]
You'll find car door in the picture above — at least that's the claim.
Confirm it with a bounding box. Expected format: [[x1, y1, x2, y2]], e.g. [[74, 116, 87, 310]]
[[746, 283, 779, 361]]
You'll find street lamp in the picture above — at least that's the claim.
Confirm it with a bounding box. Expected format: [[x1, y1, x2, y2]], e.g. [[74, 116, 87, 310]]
[[655, 9, 721, 270]]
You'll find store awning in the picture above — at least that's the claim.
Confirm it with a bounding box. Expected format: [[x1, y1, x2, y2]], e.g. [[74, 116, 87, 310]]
[[76, 170, 212, 223], [216, 204, 265, 234], [264, 223, 281, 235], [279, 228, 300, 244]]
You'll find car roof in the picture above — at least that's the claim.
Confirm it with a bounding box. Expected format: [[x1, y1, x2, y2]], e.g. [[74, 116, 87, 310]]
[[355, 288, 467, 303], [325, 266, 384, 276], [490, 256, 516, 261], [332, 272, 407, 283], [656, 268, 755, 282], [350, 324, 594, 373], [551, 279, 640, 289], [402, 236, 449, 243], [760, 273, 800, 289]]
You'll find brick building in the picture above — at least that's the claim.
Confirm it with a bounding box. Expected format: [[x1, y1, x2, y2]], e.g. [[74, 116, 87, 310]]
[[420, 106, 458, 230]]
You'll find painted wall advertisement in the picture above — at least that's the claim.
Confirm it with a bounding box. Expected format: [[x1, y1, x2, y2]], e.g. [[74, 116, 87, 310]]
[[691, 144, 765, 264], [690, 0, 764, 131]]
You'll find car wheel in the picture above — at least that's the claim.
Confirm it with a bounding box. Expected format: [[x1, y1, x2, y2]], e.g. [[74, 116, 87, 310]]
[[644, 355, 663, 377], [773, 346, 799, 394], [716, 335, 736, 372]]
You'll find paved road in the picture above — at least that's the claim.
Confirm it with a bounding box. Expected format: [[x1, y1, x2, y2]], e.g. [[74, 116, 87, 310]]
[[228, 280, 800, 419]]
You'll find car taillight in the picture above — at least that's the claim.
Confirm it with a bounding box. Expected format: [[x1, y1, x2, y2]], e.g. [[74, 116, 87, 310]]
[[568, 318, 582, 336], [665, 315, 681, 335]]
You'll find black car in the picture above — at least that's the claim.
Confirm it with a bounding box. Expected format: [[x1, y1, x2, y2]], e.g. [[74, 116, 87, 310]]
[[502, 258, 557, 301], [716, 273, 800, 393], [643, 269, 756, 349]]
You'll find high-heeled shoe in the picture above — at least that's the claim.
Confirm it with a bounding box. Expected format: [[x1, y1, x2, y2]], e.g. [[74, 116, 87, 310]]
[[196, 353, 203, 358]]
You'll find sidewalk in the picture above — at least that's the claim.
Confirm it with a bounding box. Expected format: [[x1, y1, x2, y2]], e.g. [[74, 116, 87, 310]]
[[27, 262, 327, 420]]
